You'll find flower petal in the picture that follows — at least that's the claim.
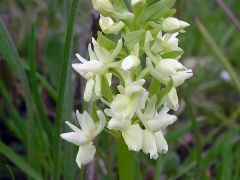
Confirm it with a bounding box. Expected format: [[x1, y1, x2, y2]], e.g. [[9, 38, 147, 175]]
[[95, 110, 106, 136], [147, 113, 177, 132], [144, 95, 157, 118], [76, 143, 96, 168], [72, 60, 104, 74], [81, 111, 96, 135], [122, 124, 143, 152], [107, 117, 130, 131], [84, 79, 95, 102], [60, 132, 88, 146], [142, 130, 158, 159], [165, 87, 179, 111], [154, 131, 168, 154]]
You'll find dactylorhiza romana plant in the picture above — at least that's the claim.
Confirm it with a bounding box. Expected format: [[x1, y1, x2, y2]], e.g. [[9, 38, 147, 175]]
[[61, 0, 193, 168]]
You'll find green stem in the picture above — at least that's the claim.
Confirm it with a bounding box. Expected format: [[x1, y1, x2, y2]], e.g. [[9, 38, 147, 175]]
[[196, 18, 240, 94], [116, 136, 134, 180], [52, 0, 79, 179]]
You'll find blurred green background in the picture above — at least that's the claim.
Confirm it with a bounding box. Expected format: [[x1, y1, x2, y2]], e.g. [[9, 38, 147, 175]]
[[0, 0, 240, 179]]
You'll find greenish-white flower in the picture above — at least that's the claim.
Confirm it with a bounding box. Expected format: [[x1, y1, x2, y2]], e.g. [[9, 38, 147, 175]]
[[161, 17, 190, 33], [72, 38, 122, 101], [99, 15, 125, 35], [146, 58, 193, 87], [137, 95, 177, 159], [60, 110, 106, 168], [104, 80, 146, 151]]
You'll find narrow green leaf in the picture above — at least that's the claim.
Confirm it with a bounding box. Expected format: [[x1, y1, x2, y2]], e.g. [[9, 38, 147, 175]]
[[28, 24, 52, 140], [0, 18, 35, 170], [101, 75, 113, 102], [52, 0, 79, 179], [148, 78, 161, 97], [0, 79, 26, 141], [135, 0, 176, 24], [156, 79, 173, 107], [196, 18, 240, 93], [161, 50, 183, 59], [0, 141, 43, 180], [97, 32, 126, 57], [123, 30, 146, 50]]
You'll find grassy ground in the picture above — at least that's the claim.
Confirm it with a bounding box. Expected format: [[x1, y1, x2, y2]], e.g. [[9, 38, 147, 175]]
[[0, 0, 240, 179]]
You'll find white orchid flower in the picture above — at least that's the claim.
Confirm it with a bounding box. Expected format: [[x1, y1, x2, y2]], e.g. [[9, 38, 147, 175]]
[[60, 110, 106, 168], [151, 32, 183, 57], [99, 15, 125, 35], [136, 94, 177, 159], [146, 58, 193, 87], [161, 17, 190, 33], [72, 38, 122, 101], [103, 79, 146, 151]]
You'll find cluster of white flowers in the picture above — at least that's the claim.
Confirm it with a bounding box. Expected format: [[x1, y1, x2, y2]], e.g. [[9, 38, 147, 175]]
[[61, 0, 193, 168]]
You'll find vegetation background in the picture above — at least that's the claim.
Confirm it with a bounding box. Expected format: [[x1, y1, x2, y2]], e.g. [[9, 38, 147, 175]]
[[0, 0, 240, 179]]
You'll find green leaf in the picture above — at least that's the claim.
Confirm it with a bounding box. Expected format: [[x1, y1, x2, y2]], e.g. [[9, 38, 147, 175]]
[[0, 141, 43, 180], [97, 32, 126, 57], [101, 75, 113, 102], [52, 0, 80, 179], [148, 78, 161, 97], [196, 18, 240, 93], [161, 50, 183, 59], [135, 0, 176, 24], [0, 18, 35, 171], [156, 79, 173, 108], [28, 24, 52, 140], [123, 30, 146, 50]]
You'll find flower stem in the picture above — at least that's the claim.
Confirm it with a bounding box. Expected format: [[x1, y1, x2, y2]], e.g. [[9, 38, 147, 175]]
[[116, 136, 134, 180]]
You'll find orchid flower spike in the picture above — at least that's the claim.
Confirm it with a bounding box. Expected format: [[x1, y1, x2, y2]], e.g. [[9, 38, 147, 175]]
[[60, 110, 106, 168]]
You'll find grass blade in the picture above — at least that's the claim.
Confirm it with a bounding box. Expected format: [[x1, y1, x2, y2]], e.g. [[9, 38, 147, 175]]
[[52, 0, 80, 179], [28, 24, 52, 140], [0, 141, 43, 180], [196, 18, 240, 93], [0, 19, 35, 170]]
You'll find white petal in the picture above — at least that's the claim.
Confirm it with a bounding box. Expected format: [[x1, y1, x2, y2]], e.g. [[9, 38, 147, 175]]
[[88, 44, 98, 60], [172, 69, 193, 87], [138, 91, 149, 109], [112, 39, 123, 58], [104, 108, 113, 117], [72, 60, 104, 74], [142, 130, 158, 159], [76, 53, 87, 63], [76, 143, 96, 168], [165, 87, 179, 111], [60, 132, 88, 146], [121, 55, 140, 71], [154, 131, 168, 154], [84, 79, 95, 102], [92, 38, 112, 63], [106, 73, 112, 86], [65, 121, 81, 133], [147, 114, 177, 132], [107, 117, 130, 131], [95, 76, 101, 97], [95, 110, 106, 136], [81, 111, 96, 136], [122, 124, 143, 152]]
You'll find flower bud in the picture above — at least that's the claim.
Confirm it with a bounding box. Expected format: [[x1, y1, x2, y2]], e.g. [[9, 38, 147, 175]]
[[92, 0, 114, 16], [99, 16, 125, 35], [161, 17, 190, 33], [131, 0, 146, 9], [121, 55, 140, 71]]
